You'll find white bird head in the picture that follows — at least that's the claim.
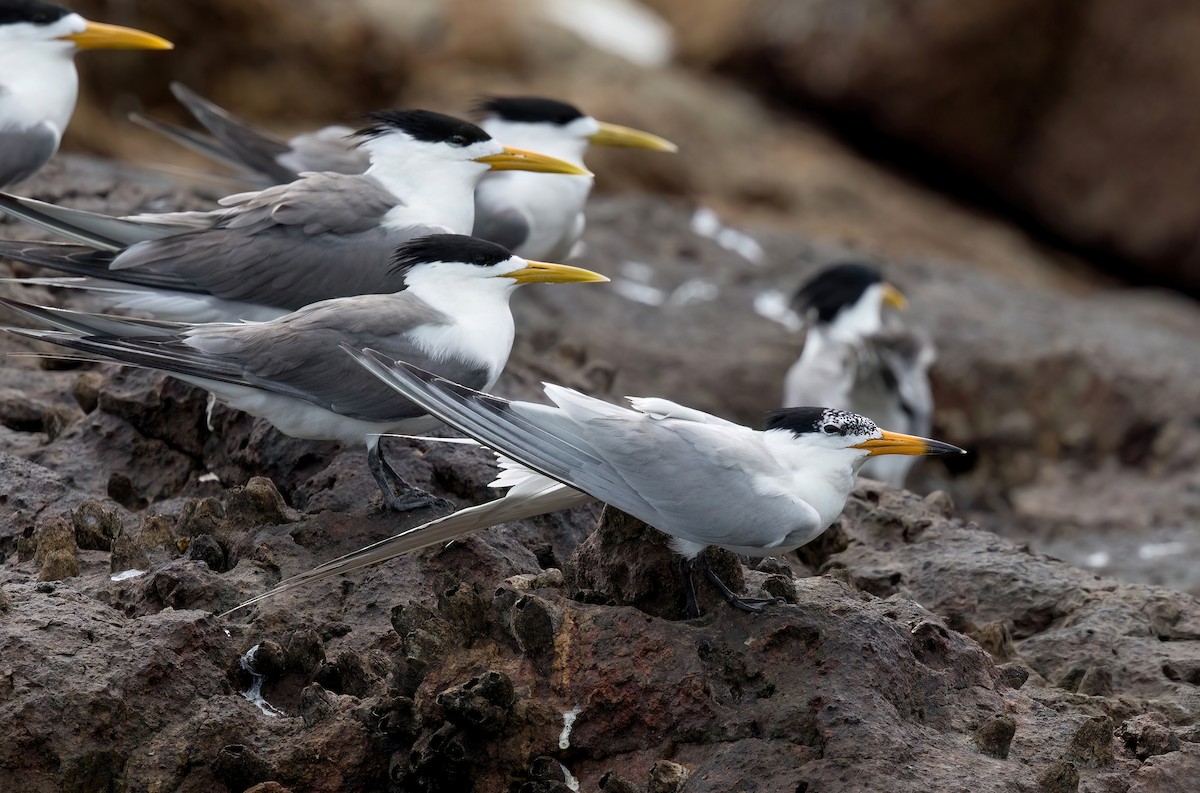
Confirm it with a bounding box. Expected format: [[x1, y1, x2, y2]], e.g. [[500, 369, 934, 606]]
[[389, 234, 609, 295], [477, 96, 677, 165], [353, 109, 590, 183], [793, 262, 908, 344], [0, 1, 171, 53], [765, 406, 963, 469]]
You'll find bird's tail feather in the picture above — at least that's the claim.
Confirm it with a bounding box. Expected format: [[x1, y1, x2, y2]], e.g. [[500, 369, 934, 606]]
[[0, 192, 178, 249], [221, 478, 593, 616], [168, 82, 298, 184]]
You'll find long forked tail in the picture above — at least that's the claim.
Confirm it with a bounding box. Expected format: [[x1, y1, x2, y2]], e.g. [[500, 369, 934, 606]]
[[167, 82, 300, 185], [0, 192, 182, 249], [0, 239, 200, 293], [0, 294, 187, 337], [221, 468, 593, 616]]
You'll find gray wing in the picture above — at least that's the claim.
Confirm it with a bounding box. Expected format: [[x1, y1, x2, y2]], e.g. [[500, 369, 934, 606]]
[[5, 294, 492, 424], [351, 354, 819, 549], [182, 295, 494, 422], [0, 125, 58, 188], [0, 192, 188, 249], [0, 240, 204, 292], [107, 174, 426, 309], [170, 82, 300, 184], [472, 200, 531, 252]]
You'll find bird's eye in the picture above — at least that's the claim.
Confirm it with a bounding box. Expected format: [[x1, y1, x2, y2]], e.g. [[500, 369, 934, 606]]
[[447, 134, 469, 147], [823, 423, 841, 435]]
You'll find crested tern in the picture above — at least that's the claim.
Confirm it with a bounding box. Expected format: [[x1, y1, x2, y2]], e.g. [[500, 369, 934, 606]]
[[135, 88, 676, 260], [226, 356, 963, 616], [0, 0, 172, 187], [1, 234, 609, 511], [783, 262, 936, 488], [0, 110, 590, 322], [471, 96, 677, 261]]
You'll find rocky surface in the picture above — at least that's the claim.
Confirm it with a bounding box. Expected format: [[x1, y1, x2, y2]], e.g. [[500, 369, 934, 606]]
[[0, 158, 1198, 791]]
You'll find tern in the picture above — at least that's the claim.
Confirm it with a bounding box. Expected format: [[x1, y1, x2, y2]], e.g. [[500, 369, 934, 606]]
[[0, 0, 172, 187], [134, 88, 677, 260], [471, 96, 677, 260], [1, 234, 609, 511], [0, 109, 590, 322], [782, 262, 936, 488], [225, 355, 963, 617]]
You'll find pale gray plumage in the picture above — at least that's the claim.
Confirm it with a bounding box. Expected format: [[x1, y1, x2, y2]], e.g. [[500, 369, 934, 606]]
[[0, 174, 442, 319]]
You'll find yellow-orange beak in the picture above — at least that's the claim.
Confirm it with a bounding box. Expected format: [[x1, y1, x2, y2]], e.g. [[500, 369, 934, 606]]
[[588, 121, 678, 153], [501, 260, 610, 285], [853, 430, 965, 457], [61, 21, 173, 50], [882, 283, 908, 310], [475, 146, 592, 176]]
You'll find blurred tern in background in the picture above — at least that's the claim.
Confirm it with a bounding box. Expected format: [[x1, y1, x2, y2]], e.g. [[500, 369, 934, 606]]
[[783, 262, 936, 488], [225, 357, 963, 617], [0, 0, 172, 186], [1, 235, 609, 511], [0, 110, 589, 322]]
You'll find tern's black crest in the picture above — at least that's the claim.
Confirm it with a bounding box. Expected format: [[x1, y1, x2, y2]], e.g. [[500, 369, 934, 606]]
[[766, 407, 876, 438], [476, 97, 585, 126], [0, 0, 70, 26], [390, 234, 513, 277], [793, 262, 884, 324], [353, 110, 491, 147]]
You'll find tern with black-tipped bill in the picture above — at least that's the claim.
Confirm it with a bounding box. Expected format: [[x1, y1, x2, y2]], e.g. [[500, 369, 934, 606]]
[[225, 356, 963, 616], [0, 110, 589, 322], [1, 235, 609, 511], [0, 0, 172, 187], [783, 262, 936, 488]]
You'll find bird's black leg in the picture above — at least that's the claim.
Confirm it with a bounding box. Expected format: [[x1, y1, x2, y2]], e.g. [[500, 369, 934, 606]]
[[696, 551, 784, 614], [680, 556, 702, 618], [366, 438, 452, 512]]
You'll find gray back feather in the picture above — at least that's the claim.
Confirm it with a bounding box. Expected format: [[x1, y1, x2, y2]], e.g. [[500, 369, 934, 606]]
[[108, 174, 430, 309], [186, 294, 494, 422], [0, 125, 58, 188]]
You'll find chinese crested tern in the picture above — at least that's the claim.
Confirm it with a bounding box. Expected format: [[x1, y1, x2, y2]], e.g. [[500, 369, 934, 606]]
[[783, 262, 936, 488], [226, 356, 962, 616], [0, 0, 172, 187], [1, 235, 609, 511], [0, 110, 590, 322]]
